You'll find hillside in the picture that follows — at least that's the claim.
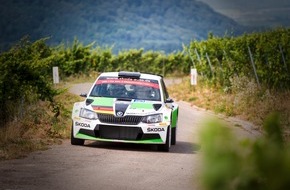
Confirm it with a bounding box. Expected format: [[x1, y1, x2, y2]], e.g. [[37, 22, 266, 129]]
[[0, 0, 244, 53]]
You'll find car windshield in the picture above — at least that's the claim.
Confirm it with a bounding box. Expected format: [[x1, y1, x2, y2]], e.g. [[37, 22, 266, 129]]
[[89, 77, 161, 101]]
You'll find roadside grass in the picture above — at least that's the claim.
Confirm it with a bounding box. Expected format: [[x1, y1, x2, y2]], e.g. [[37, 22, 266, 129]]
[[167, 76, 290, 139], [0, 72, 100, 161], [0, 87, 81, 160]]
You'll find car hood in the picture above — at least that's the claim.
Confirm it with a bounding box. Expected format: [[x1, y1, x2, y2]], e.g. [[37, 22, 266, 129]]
[[87, 97, 163, 116]]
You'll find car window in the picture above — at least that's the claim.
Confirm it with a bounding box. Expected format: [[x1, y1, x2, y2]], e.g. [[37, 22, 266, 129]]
[[90, 78, 161, 101]]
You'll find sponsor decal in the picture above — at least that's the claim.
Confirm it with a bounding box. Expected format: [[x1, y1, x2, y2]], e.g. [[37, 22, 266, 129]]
[[147, 127, 165, 132], [73, 116, 81, 120], [92, 105, 113, 111], [133, 100, 145, 102], [96, 78, 160, 89], [75, 122, 91, 128], [92, 105, 114, 114], [130, 103, 154, 109]]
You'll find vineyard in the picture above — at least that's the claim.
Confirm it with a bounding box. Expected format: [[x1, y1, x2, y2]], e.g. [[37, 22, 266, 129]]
[[53, 27, 290, 90], [0, 28, 289, 128], [186, 28, 290, 90]]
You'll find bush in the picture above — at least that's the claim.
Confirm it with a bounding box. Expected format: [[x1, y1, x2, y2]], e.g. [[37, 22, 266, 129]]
[[0, 36, 57, 126], [200, 113, 290, 190]]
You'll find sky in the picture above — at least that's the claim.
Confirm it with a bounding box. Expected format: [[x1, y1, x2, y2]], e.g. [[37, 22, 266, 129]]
[[198, 0, 290, 27]]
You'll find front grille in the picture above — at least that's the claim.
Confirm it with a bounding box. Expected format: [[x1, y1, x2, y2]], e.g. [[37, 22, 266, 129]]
[[98, 114, 142, 125], [78, 125, 162, 141], [99, 125, 142, 140]]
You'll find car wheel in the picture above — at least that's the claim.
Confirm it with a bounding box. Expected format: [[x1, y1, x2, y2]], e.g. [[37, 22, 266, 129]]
[[71, 125, 85, 145], [158, 126, 170, 152], [171, 127, 176, 145]]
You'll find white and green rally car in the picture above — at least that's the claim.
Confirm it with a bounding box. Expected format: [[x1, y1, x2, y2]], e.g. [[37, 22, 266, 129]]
[[71, 71, 178, 151]]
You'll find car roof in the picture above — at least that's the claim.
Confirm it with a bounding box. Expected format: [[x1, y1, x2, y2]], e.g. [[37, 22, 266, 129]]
[[99, 71, 162, 81]]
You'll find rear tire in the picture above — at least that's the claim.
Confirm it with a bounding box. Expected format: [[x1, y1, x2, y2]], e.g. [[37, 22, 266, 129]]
[[71, 125, 85, 145], [158, 126, 170, 152]]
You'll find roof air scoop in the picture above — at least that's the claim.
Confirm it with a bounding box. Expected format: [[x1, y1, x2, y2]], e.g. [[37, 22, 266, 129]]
[[118, 71, 141, 79]]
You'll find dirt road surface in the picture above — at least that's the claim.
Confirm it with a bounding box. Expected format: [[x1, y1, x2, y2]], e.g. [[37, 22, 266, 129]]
[[0, 81, 260, 190]]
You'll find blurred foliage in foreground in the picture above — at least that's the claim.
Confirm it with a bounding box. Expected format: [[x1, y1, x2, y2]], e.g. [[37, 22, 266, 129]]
[[200, 113, 290, 190]]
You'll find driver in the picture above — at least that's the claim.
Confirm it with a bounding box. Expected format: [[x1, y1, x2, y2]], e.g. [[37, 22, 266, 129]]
[[107, 84, 126, 97]]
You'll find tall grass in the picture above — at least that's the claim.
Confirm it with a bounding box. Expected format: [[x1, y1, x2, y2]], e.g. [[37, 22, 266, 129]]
[[0, 89, 80, 160]]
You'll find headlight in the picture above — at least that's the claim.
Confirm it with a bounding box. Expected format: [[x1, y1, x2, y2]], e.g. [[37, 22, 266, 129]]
[[79, 108, 98, 120], [142, 114, 162, 123]]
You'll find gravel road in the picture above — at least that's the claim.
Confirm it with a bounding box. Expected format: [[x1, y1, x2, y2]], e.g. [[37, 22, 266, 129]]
[[0, 80, 260, 190]]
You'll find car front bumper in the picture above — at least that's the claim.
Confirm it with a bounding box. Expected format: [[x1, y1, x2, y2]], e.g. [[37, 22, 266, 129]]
[[72, 118, 169, 144]]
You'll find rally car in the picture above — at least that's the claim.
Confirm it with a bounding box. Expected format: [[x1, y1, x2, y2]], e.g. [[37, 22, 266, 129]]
[[71, 71, 178, 151]]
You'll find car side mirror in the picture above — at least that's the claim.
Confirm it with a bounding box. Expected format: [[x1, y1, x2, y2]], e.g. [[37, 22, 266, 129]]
[[80, 93, 87, 98], [165, 98, 174, 103]]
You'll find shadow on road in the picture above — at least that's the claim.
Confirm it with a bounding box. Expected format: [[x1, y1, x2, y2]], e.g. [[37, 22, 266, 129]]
[[171, 141, 201, 154], [84, 140, 200, 154]]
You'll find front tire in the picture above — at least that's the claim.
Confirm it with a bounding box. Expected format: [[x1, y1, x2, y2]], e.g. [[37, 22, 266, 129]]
[[158, 126, 171, 152], [71, 125, 85, 145], [171, 127, 176, 145]]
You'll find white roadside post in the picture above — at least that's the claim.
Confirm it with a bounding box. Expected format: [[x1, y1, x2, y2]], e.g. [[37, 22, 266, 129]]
[[190, 68, 197, 86], [53, 66, 59, 84]]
